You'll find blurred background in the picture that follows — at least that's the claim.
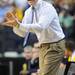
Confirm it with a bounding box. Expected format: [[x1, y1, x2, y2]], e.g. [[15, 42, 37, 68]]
[[0, 0, 75, 75]]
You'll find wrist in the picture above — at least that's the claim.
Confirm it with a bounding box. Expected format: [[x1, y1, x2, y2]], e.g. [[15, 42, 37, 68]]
[[15, 24, 19, 28]]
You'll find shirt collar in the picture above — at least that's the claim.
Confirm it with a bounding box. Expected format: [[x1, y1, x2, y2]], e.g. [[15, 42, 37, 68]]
[[31, 0, 42, 9]]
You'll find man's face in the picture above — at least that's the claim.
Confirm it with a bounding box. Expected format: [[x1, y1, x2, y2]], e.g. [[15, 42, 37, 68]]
[[24, 50, 32, 60], [27, 0, 38, 6]]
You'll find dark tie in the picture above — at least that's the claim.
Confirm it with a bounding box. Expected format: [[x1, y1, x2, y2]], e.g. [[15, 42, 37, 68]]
[[31, 7, 38, 23], [23, 7, 37, 47]]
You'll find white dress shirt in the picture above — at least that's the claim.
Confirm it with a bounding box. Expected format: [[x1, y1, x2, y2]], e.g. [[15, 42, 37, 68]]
[[19, 0, 65, 44]]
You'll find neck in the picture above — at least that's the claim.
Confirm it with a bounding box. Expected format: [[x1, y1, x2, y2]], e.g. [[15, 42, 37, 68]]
[[32, 0, 38, 7], [31, 0, 42, 9]]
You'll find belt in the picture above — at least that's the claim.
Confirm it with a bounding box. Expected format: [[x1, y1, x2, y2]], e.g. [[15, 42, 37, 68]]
[[40, 38, 65, 47]]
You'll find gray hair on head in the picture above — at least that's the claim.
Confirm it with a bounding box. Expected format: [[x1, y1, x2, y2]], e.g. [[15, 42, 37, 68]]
[[24, 46, 33, 52]]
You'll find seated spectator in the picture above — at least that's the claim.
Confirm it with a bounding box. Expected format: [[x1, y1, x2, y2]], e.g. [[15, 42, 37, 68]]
[[20, 46, 39, 75], [59, 10, 74, 38], [64, 39, 75, 75], [53, 0, 65, 14], [20, 46, 32, 75], [65, 39, 75, 60], [66, 40, 75, 62], [24, 46, 32, 61]]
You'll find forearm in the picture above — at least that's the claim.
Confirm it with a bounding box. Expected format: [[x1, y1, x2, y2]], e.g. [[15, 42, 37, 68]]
[[20, 23, 42, 29], [19, 23, 42, 32]]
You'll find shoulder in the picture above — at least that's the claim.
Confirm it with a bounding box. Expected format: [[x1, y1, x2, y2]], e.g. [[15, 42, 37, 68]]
[[42, 1, 56, 12], [42, 1, 54, 8], [24, 7, 32, 15], [40, 1, 57, 15]]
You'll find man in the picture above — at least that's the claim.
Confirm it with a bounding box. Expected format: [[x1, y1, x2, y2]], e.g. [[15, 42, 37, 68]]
[[20, 46, 32, 75], [23, 46, 32, 60], [21, 46, 39, 75], [4, 0, 66, 75]]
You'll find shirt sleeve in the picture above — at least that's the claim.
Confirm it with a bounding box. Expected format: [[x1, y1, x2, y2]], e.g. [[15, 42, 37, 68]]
[[19, 5, 58, 31]]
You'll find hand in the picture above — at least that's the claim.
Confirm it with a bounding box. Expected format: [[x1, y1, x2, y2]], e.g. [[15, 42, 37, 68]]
[[20, 70, 29, 75], [3, 20, 18, 27], [3, 12, 19, 27]]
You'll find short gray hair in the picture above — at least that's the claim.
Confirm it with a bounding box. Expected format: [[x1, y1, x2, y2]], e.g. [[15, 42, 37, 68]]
[[24, 46, 32, 52]]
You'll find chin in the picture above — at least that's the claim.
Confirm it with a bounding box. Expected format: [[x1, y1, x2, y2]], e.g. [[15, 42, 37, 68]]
[[29, 3, 33, 6], [28, 1, 32, 5]]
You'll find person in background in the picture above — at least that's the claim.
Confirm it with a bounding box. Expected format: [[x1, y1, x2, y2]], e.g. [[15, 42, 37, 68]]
[[66, 0, 75, 16], [64, 39, 75, 75], [59, 10, 74, 38], [20, 46, 32, 75], [20, 46, 39, 75], [65, 39, 75, 62], [53, 0, 65, 14], [67, 0, 75, 40], [24, 46, 32, 60]]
